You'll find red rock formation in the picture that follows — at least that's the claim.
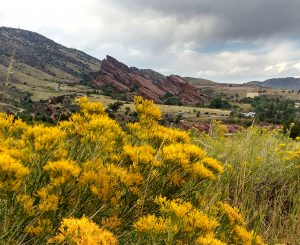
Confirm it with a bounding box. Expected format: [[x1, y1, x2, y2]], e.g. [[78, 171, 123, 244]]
[[90, 55, 208, 104]]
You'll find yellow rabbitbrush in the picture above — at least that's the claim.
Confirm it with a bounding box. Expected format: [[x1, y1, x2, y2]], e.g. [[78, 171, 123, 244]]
[[0, 96, 265, 244]]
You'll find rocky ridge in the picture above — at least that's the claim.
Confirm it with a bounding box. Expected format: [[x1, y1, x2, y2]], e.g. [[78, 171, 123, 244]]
[[90, 55, 208, 104]]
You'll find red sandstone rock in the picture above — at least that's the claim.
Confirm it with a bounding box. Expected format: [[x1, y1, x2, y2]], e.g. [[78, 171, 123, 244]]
[[90, 55, 208, 104]]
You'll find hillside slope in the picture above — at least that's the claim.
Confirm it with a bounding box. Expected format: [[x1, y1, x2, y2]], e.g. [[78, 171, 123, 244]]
[[0, 27, 101, 85], [245, 77, 300, 90], [184, 77, 216, 86]]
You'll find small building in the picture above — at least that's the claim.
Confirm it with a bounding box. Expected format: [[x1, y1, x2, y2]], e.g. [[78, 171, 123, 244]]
[[295, 102, 300, 108], [246, 92, 259, 98]]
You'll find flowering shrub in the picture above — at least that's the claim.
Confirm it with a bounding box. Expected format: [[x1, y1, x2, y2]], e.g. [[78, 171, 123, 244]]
[[0, 96, 264, 244]]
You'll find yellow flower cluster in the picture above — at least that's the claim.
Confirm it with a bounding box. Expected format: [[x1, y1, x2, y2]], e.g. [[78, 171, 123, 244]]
[[0, 139, 25, 159], [37, 186, 59, 212], [161, 143, 223, 180], [134, 214, 172, 234], [196, 233, 226, 245], [285, 148, 300, 162], [77, 96, 105, 116], [60, 109, 124, 161], [0, 153, 30, 191], [156, 196, 219, 232], [49, 216, 118, 245], [23, 124, 65, 152], [162, 143, 206, 167], [123, 144, 160, 167], [128, 122, 190, 147], [218, 202, 266, 245], [135, 196, 222, 243], [233, 225, 266, 245], [25, 218, 52, 236], [219, 202, 246, 226], [0, 113, 27, 138], [201, 157, 224, 174], [80, 160, 144, 202], [0, 113, 15, 137], [17, 194, 36, 216], [80, 161, 121, 203], [134, 95, 161, 122], [127, 96, 190, 147], [43, 160, 81, 186]]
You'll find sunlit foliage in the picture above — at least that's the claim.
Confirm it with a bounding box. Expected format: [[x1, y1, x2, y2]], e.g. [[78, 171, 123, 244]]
[[0, 96, 265, 244]]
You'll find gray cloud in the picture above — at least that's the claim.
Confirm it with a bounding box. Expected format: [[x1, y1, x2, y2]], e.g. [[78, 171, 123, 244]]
[[111, 0, 300, 40], [1, 0, 300, 82]]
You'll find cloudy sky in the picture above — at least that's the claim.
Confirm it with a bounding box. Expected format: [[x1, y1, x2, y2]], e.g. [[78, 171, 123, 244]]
[[1, 0, 300, 83]]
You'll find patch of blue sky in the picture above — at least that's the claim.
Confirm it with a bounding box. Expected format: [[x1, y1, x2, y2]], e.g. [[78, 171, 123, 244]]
[[198, 40, 261, 54]]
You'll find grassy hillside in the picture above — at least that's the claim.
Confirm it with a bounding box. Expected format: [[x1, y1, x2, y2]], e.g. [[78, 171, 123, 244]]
[[184, 77, 216, 86], [0, 27, 101, 111], [0, 27, 101, 83]]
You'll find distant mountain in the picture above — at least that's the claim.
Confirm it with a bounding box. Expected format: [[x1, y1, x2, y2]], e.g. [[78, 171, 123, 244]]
[[0, 27, 101, 84], [245, 77, 300, 90], [184, 77, 216, 86], [244, 81, 261, 86], [90, 56, 208, 104]]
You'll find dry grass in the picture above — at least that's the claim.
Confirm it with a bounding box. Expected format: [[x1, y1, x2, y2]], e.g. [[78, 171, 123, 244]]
[[194, 125, 300, 244], [0, 102, 23, 113], [88, 94, 231, 122]]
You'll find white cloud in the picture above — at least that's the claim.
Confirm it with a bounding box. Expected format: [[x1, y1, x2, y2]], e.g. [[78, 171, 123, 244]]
[[293, 63, 300, 70], [264, 65, 274, 72]]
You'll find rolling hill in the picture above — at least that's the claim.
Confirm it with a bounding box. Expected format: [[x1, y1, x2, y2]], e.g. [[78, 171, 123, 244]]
[[0, 26, 103, 108], [0, 26, 101, 85], [184, 77, 216, 86], [245, 77, 300, 90]]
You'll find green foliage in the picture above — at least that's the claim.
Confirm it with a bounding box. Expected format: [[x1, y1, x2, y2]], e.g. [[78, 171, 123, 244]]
[[16, 94, 79, 124], [209, 97, 233, 109], [284, 121, 300, 139], [124, 106, 130, 115], [102, 85, 113, 96], [250, 96, 298, 124], [107, 101, 123, 112], [164, 95, 182, 105]]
